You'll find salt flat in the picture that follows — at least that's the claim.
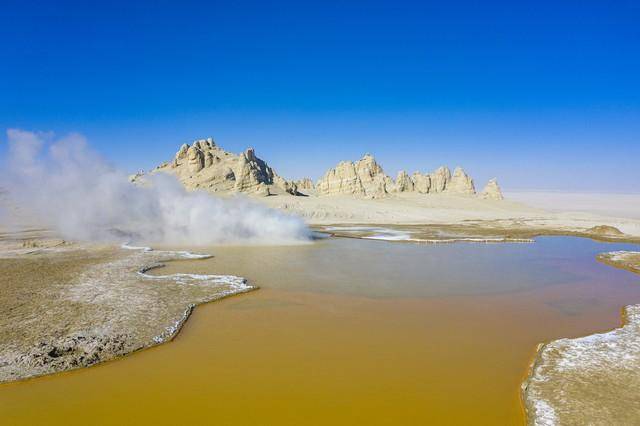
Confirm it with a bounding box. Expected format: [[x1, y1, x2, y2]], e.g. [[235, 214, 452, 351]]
[[506, 191, 640, 220]]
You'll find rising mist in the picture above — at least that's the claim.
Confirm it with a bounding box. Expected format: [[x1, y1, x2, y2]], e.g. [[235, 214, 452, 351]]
[[0, 129, 310, 245]]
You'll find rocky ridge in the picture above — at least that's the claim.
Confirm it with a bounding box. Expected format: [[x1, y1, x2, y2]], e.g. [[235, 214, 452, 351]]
[[315, 154, 393, 198], [150, 138, 298, 196], [293, 177, 315, 192], [147, 138, 503, 200], [315, 154, 497, 199]]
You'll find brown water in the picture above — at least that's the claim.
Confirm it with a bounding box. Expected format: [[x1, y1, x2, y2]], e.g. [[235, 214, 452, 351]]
[[1, 236, 640, 425]]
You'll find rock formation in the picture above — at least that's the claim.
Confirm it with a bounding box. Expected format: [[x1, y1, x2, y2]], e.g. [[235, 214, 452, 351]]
[[316, 154, 390, 198], [316, 154, 486, 198], [149, 139, 502, 200], [395, 171, 414, 192], [316, 160, 364, 196], [480, 178, 504, 200], [411, 172, 431, 194], [152, 138, 298, 196], [429, 166, 451, 193], [294, 178, 315, 191], [446, 167, 475, 195]]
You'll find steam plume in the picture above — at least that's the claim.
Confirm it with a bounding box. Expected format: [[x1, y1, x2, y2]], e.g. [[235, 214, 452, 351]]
[[0, 129, 310, 245]]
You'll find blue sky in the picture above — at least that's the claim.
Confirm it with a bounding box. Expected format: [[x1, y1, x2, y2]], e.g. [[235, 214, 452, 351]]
[[1, 0, 639, 191]]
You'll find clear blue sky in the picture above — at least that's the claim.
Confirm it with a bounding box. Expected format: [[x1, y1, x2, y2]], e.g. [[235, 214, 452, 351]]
[[1, 0, 639, 191]]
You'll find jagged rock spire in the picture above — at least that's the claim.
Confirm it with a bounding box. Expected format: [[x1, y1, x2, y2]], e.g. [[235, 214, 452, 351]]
[[446, 167, 475, 195], [481, 178, 504, 200], [154, 137, 298, 196]]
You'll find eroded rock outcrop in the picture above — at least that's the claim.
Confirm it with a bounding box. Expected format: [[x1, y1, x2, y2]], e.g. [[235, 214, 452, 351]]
[[316, 161, 364, 195], [316, 154, 390, 198], [480, 178, 504, 200], [294, 178, 315, 191], [446, 167, 475, 195], [316, 155, 486, 198], [428, 166, 451, 193], [411, 172, 431, 194], [153, 138, 298, 196], [150, 140, 501, 200], [395, 171, 415, 192]]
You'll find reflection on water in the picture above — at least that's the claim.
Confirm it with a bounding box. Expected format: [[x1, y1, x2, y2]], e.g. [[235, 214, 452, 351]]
[[1, 236, 639, 426]]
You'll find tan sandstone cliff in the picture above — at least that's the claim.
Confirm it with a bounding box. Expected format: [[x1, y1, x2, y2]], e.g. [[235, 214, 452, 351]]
[[395, 171, 415, 192], [316, 154, 391, 198], [294, 178, 315, 191], [151, 138, 298, 196], [316, 155, 481, 198], [480, 178, 504, 200], [446, 167, 476, 195], [148, 139, 504, 200]]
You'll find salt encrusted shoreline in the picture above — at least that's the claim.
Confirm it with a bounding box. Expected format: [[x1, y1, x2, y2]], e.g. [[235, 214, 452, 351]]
[[323, 225, 535, 244], [522, 251, 640, 426], [0, 244, 254, 384], [3, 226, 640, 425]]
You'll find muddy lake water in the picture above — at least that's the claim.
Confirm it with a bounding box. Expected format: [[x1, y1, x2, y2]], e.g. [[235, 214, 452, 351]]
[[1, 236, 639, 425]]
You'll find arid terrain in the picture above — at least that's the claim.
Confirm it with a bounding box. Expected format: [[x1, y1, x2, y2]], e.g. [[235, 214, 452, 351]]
[[2, 138, 640, 425], [0, 228, 253, 383]]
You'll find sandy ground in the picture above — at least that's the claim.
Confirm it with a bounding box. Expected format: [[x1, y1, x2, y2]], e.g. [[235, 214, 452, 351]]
[[506, 191, 640, 220], [261, 192, 640, 239]]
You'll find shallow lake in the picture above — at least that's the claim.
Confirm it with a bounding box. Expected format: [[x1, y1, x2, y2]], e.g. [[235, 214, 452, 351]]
[[1, 236, 639, 425]]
